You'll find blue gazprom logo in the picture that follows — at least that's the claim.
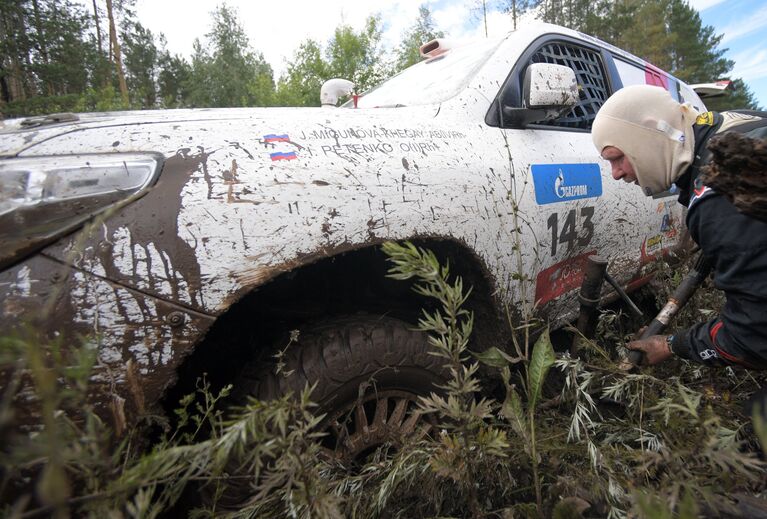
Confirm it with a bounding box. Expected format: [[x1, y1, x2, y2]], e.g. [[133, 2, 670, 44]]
[[531, 163, 602, 205]]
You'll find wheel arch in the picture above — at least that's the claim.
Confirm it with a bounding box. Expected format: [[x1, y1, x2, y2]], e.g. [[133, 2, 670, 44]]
[[163, 236, 506, 409]]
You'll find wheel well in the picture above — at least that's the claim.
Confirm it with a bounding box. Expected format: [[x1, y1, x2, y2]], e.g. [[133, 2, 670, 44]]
[[163, 238, 504, 411]]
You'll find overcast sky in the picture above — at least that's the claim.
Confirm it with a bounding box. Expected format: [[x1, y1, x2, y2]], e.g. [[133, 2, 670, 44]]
[[128, 0, 766, 107]]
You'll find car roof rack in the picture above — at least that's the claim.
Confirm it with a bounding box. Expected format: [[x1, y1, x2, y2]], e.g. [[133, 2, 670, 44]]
[[20, 112, 80, 128]]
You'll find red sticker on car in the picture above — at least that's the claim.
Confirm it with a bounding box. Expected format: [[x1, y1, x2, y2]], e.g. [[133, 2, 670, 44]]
[[645, 64, 669, 90], [535, 251, 597, 306]]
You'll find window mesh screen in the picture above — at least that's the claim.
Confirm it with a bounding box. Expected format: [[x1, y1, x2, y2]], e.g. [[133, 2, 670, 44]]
[[529, 42, 608, 129]]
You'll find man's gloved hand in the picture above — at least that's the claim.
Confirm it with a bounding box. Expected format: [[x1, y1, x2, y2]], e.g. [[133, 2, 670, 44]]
[[626, 335, 673, 365]]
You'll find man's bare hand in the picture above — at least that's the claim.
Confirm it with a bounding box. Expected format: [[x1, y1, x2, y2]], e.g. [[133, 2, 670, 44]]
[[626, 335, 673, 365]]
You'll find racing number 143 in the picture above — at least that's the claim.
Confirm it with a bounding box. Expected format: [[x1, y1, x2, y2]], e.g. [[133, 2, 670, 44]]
[[546, 206, 594, 256]]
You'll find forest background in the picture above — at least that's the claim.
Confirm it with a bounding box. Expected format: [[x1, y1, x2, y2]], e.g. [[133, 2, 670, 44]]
[[0, 0, 762, 119]]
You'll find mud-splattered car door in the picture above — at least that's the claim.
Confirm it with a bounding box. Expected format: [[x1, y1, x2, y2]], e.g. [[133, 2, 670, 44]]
[[488, 37, 685, 325]]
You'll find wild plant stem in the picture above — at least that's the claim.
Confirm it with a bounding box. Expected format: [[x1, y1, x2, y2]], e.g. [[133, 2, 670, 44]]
[[529, 404, 543, 517]]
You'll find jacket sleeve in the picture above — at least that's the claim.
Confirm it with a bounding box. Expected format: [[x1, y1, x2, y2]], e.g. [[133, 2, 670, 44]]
[[670, 319, 763, 368], [676, 185, 767, 369]]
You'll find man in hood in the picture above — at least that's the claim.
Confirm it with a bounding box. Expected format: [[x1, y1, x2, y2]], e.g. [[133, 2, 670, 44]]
[[592, 84, 767, 369]]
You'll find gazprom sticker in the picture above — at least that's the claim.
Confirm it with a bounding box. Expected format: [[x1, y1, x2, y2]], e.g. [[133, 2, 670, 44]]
[[531, 163, 602, 205]]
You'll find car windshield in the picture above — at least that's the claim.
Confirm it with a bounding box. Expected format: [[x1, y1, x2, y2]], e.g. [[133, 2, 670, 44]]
[[349, 37, 504, 108]]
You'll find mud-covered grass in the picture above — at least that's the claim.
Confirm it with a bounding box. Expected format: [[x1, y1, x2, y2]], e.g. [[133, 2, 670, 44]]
[[1, 244, 766, 518]]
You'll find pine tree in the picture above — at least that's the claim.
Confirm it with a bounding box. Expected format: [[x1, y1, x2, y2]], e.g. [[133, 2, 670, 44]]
[[121, 21, 158, 108], [499, 0, 536, 30], [704, 79, 761, 111], [157, 40, 191, 108], [185, 4, 274, 108], [394, 5, 444, 72], [666, 0, 730, 83], [613, 0, 674, 70], [1, 0, 35, 103]]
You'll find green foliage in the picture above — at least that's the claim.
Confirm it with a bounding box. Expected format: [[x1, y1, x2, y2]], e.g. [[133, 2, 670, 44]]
[[754, 406, 767, 455], [0, 330, 109, 517], [2, 246, 766, 517], [704, 78, 762, 111], [121, 20, 158, 108], [184, 4, 275, 108], [527, 329, 555, 409], [0, 0, 96, 113], [275, 40, 328, 107], [2, 0, 764, 115], [393, 5, 444, 72], [157, 34, 192, 108], [666, 0, 730, 83], [276, 13, 396, 107], [383, 241, 513, 518], [0, 328, 340, 518], [326, 15, 388, 94]]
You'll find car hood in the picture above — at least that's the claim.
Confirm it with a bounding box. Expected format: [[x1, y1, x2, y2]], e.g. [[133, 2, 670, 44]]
[[0, 105, 442, 157]]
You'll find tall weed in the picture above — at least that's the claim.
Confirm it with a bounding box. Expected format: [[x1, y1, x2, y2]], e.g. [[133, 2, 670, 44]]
[[1, 244, 765, 518]]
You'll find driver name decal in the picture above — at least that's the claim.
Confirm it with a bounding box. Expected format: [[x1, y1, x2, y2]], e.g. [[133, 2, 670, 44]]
[[531, 163, 602, 205]]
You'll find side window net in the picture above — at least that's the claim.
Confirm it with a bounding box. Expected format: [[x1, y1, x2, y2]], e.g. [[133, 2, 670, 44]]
[[529, 42, 608, 129]]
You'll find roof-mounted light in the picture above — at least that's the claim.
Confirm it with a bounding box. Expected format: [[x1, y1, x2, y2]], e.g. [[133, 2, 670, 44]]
[[419, 38, 454, 59]]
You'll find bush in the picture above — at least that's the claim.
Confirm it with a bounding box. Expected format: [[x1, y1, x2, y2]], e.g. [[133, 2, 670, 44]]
[[1, 244, 765, 518]]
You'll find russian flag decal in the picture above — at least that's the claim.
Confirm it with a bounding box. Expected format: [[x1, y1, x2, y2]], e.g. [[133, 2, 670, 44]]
[[264, 134, 291, 143], [270, 151, 297, 161]]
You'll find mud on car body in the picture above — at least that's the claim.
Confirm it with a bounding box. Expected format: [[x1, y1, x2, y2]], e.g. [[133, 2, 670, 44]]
[[0, 23, 703, 449]]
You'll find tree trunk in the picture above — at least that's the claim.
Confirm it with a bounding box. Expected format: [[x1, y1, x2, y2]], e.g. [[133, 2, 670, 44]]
[[92, 0, 109, 87], [106, 0, 129, 105], [9, 60, 27, 102], [0, 3, 28, 102], [512, 0, 517, 30], [31, 0, 53, 95], [92, 0, 102, 52]]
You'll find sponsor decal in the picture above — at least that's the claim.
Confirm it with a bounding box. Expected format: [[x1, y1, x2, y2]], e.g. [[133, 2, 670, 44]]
[[640, 234, 665, 263], [660, 213, 671, 232], [270, 151, 297, 161], [657, 200, 678, 238], [699, 349, 719, 361], [263, 133, 291, 143], [531, 163, 602, 205], [646, 234, 663, 254], [695, 112, 715, 126], [535, 251, 596, 306]]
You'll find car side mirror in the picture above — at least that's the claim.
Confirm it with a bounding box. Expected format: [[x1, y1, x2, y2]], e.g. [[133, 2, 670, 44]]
[[502, 63, 579, 127]]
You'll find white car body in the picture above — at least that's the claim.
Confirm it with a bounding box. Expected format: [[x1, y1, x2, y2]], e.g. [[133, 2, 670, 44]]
[[0, 23, 702, 429]]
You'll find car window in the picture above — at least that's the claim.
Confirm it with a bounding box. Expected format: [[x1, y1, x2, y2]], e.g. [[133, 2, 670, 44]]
[[528, 41, 609, 130], [613, 59, 646, 87]]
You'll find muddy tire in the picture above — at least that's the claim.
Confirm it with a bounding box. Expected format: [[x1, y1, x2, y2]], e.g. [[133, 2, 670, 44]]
[[234, 314, 446, 460]]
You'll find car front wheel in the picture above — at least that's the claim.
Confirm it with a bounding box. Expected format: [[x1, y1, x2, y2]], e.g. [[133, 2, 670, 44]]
[[236, 314, 446, 461]]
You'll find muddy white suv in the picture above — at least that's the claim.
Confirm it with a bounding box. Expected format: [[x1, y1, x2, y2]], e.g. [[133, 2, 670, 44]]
[[0, 23, 704, 453]]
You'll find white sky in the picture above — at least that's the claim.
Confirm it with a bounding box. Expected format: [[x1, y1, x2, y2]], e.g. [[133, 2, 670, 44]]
[[132, 0, 515, 78], [74, 0, 765, 105]]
